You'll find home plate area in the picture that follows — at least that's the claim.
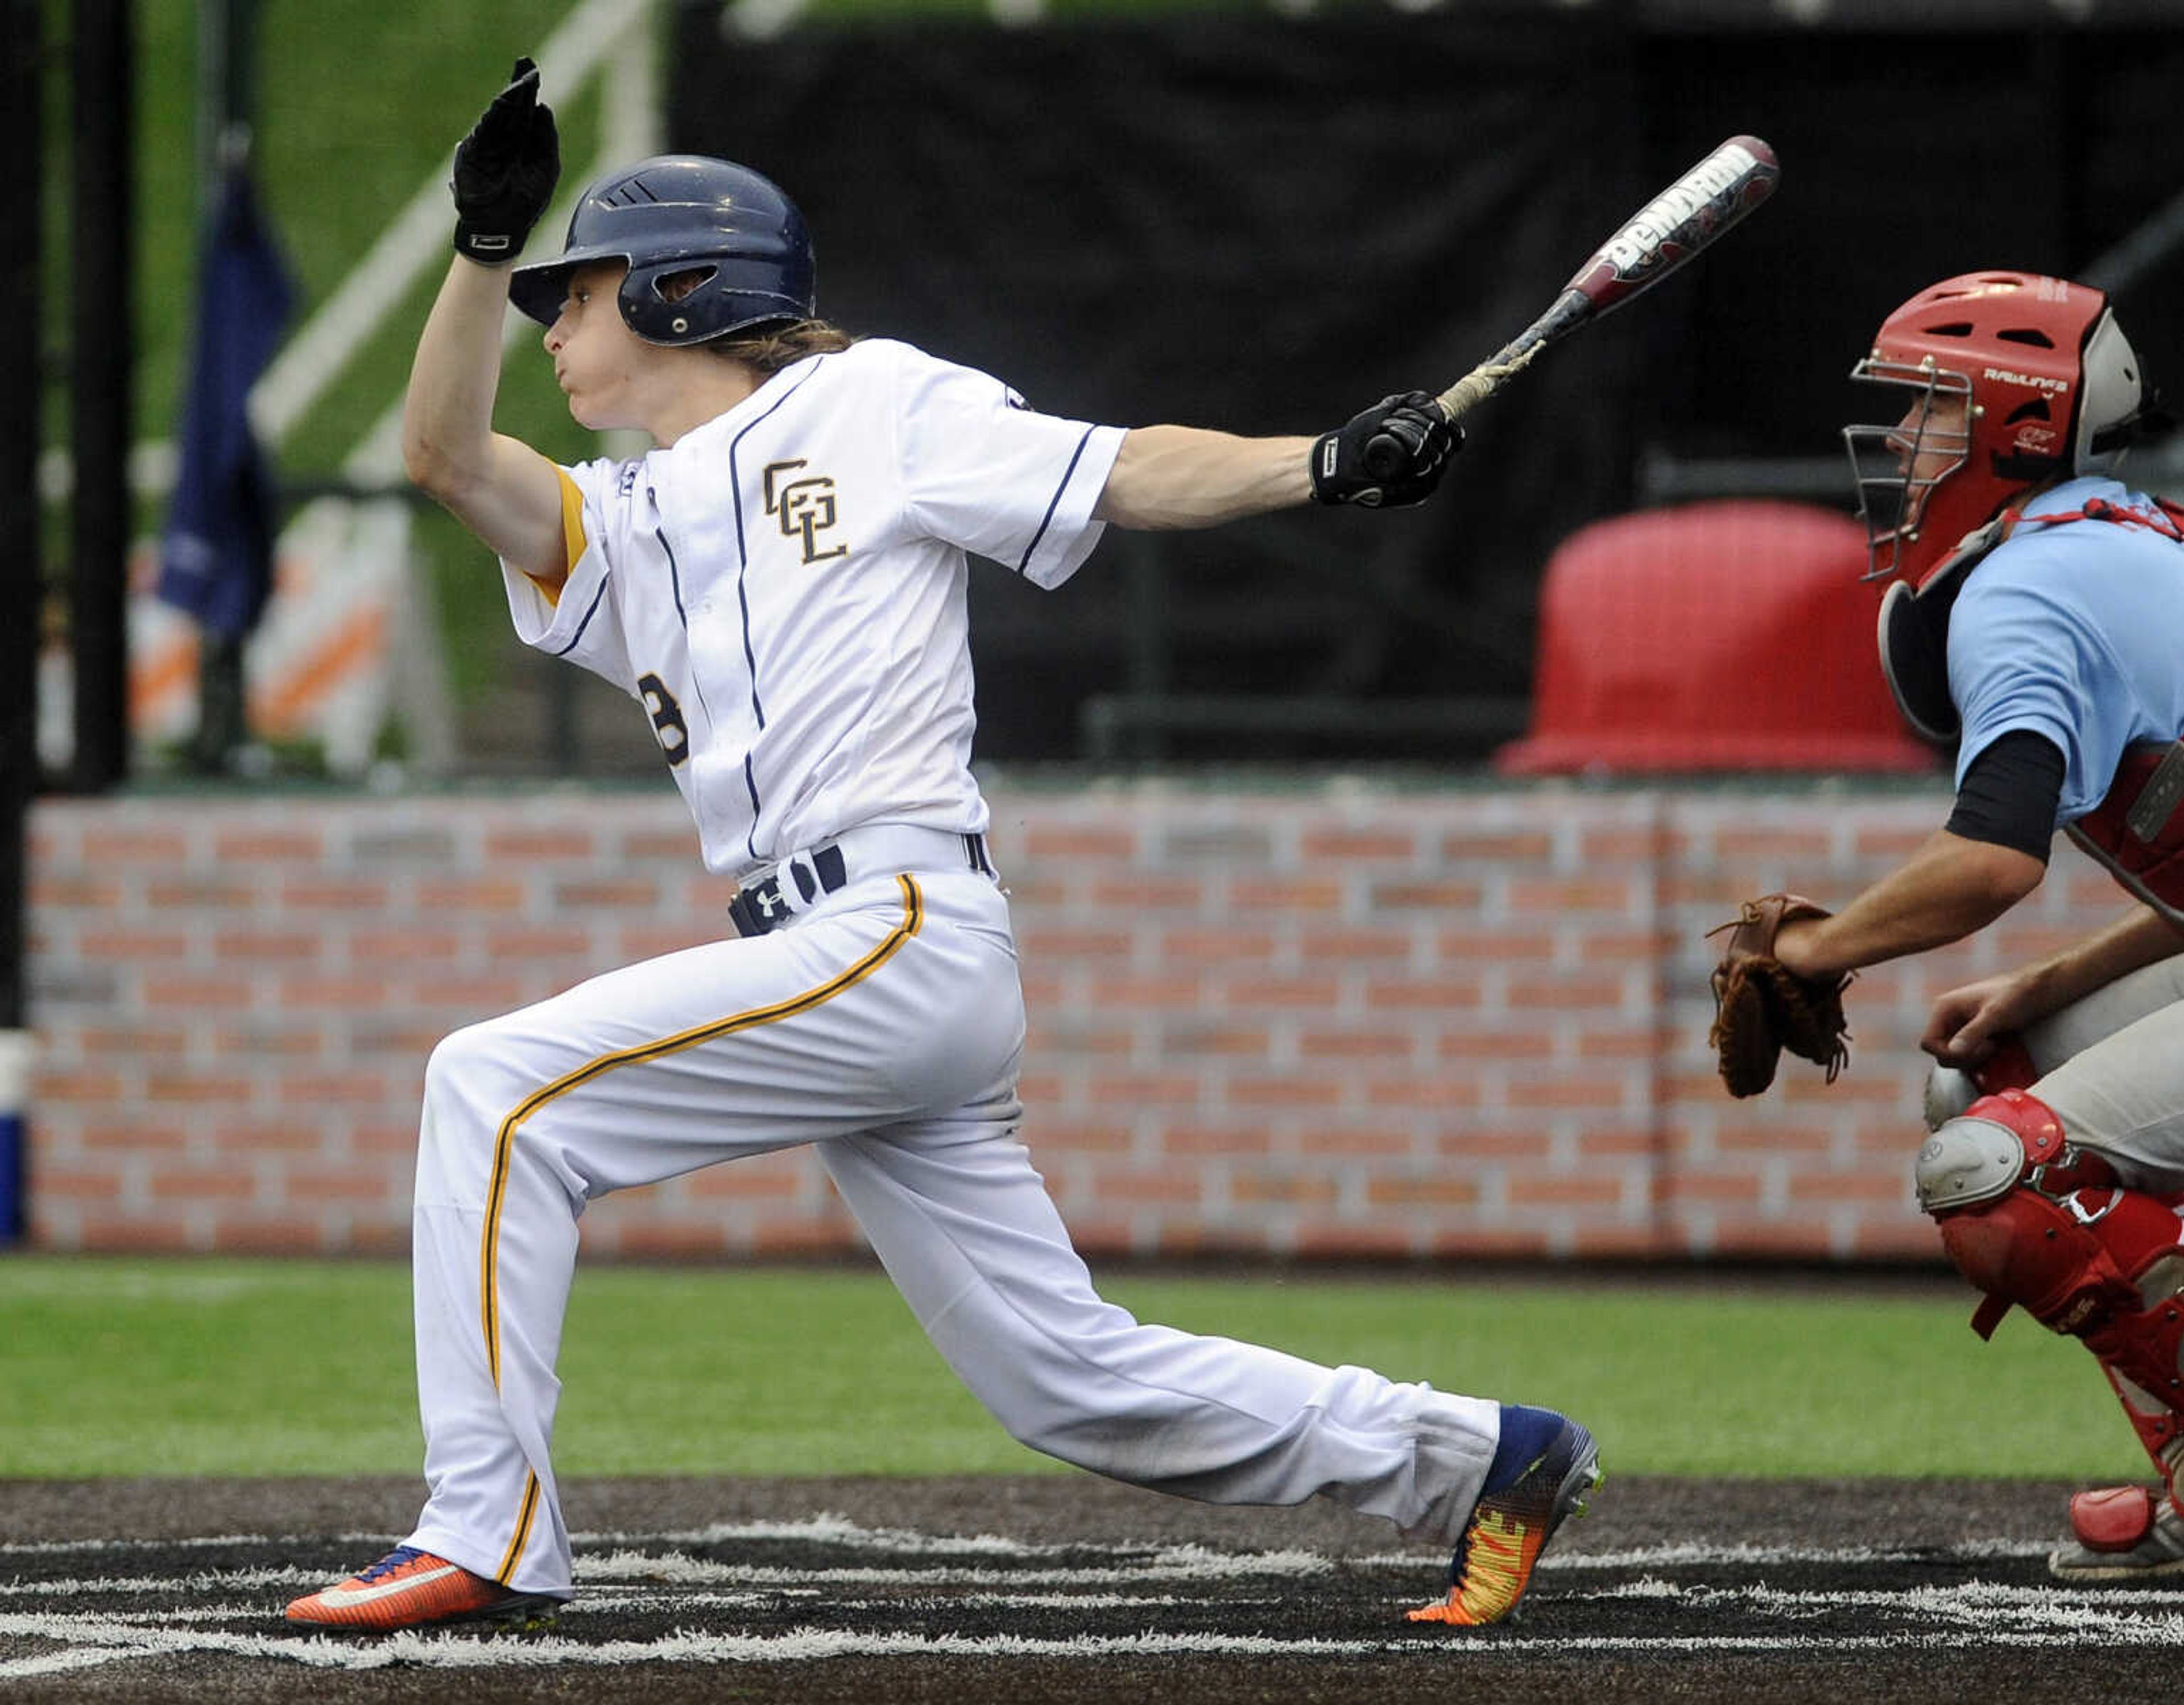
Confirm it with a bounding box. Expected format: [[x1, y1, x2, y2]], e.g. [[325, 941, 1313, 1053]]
[[2, 1477, 2182, 1703]]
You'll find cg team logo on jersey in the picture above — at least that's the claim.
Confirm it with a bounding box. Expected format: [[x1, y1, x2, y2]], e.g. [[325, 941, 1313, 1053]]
[[763, 460, 848, 565]]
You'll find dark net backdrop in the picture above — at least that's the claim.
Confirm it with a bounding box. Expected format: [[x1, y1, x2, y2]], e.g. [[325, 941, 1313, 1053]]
[[667, 4, 2184, 764]]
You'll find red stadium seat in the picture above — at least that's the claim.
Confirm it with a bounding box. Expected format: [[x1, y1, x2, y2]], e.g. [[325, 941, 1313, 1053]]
[[1494, 499, 1940, 775]]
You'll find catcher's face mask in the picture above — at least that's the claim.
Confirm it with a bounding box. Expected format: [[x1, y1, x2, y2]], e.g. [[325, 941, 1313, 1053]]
[[1842, 357, 1974, 585]]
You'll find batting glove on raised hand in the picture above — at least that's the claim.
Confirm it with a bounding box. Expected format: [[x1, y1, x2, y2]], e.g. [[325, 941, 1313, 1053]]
[[452, 57, 560, 264], [1309, 392, 1462, 508]]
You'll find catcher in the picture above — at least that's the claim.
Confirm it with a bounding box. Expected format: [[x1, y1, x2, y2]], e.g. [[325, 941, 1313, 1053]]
[[1709, 271, 2184, 1579]]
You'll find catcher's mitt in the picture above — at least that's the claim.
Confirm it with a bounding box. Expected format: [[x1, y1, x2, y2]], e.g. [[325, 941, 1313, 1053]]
[[1705, 895, 1852, 1098]]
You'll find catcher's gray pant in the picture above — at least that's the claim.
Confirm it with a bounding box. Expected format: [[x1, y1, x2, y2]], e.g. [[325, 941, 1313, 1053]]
[[400, 866, 1499, 1596], [2017, 955, 2184, 1191]]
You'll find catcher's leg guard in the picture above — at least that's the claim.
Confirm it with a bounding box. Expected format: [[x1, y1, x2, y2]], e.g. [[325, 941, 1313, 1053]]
[[1917, 1090, 2184, 1491]]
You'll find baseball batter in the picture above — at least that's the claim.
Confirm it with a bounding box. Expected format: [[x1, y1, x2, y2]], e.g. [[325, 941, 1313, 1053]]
[[284, 61, 1600, 1635], [1710, 270, 2184, 1579]]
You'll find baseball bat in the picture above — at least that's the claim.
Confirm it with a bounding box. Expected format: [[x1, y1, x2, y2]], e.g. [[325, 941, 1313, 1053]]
[[1363, 135, 1781, 478]]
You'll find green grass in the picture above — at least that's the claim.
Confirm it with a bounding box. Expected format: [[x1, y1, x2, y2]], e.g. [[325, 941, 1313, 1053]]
[[0, 1256, 2144, 1482]]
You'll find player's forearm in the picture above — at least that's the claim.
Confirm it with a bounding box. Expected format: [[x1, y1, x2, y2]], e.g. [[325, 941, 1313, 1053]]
[[403, 256, 518, 499], [1093, 426, 1314, 529], [1777, 830, 2046, 976], [2024, 905, 2184, 1012]]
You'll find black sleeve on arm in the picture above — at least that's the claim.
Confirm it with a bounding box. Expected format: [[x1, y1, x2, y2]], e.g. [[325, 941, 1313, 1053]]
[[1945, 729, 2067, 861]]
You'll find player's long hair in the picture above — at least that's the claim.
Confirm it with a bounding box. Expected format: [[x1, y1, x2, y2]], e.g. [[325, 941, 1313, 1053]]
[[713, 318, 856, 373]]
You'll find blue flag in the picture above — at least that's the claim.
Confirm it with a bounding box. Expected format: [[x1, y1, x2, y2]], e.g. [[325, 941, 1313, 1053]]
[[158, 164, 295, 640]]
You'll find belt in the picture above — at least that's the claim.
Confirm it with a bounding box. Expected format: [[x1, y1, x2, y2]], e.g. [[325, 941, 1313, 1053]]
[[729, 825, 996, 938]]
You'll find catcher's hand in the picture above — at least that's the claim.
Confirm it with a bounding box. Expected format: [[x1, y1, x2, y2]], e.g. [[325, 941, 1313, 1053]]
[[1705, 894, 1852, 1098], [452, 56, 560, 264]]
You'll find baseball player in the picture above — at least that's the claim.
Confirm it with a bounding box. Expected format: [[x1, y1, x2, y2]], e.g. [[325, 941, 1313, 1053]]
[[283, 59, 1601, 1636], [1708, 270, 2184, 1579]]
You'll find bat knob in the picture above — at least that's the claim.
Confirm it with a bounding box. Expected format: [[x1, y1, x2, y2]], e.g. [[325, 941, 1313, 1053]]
[[1361, 431, 1407, 482]]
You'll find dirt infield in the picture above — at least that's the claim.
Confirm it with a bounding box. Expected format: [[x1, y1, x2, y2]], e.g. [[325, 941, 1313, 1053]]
[[3, 1473, 2175, 1703]]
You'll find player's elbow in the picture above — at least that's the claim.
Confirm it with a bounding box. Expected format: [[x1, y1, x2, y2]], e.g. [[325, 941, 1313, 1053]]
[[1949, 835, 2048, 924]]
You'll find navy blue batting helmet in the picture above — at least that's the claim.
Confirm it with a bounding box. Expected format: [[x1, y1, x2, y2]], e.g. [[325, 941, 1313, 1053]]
[[508, 155, 816, 346]]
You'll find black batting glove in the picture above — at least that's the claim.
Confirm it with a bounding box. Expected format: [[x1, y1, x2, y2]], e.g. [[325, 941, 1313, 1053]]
[[1309, 392, 1462, 508], [452, 57, 560, 264]]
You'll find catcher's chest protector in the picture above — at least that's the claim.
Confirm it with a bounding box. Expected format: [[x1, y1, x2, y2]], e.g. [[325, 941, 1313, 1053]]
[[2070, 738, 2184, 925]]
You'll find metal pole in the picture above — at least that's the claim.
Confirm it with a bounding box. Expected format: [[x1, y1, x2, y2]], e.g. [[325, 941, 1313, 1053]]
[[69, 0, 133, 793], [0, 0, 47, 1243]]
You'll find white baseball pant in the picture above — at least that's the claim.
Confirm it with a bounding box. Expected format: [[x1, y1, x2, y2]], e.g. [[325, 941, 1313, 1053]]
[[399, 851, 1499, 1595], [2018, 954, 2184, 1193]]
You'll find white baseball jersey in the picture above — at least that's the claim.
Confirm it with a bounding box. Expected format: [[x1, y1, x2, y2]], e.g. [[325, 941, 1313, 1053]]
[[500, 338, 1125, 873], [400, 336, 1503, 1603]]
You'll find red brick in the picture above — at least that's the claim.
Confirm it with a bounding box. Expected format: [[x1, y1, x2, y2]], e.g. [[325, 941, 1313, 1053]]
[[1023, 826, 1140, 860], [1711, 827, 1832, 862], [1365, 1079, 1482, 1109], [418, 877, 526, 911], [1580, 827, 1660, 864], [1157, 928, 1273, 964], [1370, 880, 1484, 911], [279, 1165, 399, 1202], [1436, 1029, 1555, 1060], [1297, 928, 1411, 962], [1159, 1022, 1271, 1058], [1297, 1029, 1414, 1060], [1299, 1125, 1414, 1157], [36, 1069, 128, 1103], [1165, 1123, 1272, 1156], [1440, 830, 1553, 863], [1365, 1175, 1478, 1206], [1089, 878, 1206, 909], [1021, 927, 1137, 959], [1219, 975, 1342, 1008], [1363, 978, 1484, 1012], [349, 929, 466, 965], [1231, 1169, 1339, 1207], [1225, 1076, 1342, 1109], [77, 928, 191, 961], [211, 930, 322, 963], [485, 828, 598, 862], [207, 1216, 336, 1254], [1505, 878, 1636, 914], [31, 876, 122, 908], [72, 1214, 198, 1252], [1436, 929, 1554, 962], [555, 878, 663, 909], [1300, 829, 1419, 860], [146, 879, 259, 910], [213, 827, 326, 862], [1507, 1175, 1627, 1208], [1291, 1223, 1422, 1259], [1504, 976, 1624, 1012], [1506, 1075, 1634, 1110], [81, 827, 191, 864], [75, 1121, 189, 1152], [1087, 1073, 1202, 1107], [147, 1166, 255, 1202], [276, 974, 394, 1008], [1088, 974, 1207, 1007], [282, 879, 392, 911], [1231, 878, 1342, 912]]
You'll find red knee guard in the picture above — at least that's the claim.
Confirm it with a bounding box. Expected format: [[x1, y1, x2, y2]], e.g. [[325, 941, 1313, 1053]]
[[1925, 1091, 2184, 1489]]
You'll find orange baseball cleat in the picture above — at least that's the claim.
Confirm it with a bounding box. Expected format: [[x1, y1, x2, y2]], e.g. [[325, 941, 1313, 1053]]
[[285, 1546, 559, 1634], [1408, 1413, 1602, 1627]]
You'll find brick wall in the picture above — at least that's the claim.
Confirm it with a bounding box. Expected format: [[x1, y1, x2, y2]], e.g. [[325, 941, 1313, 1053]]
[[23, 779, 2130, 1262]]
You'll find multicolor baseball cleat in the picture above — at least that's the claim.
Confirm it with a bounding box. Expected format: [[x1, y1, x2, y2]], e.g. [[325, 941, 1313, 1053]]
[[284, 1545, 559, 1634], [1407, 1410, 1603, 1626], [2049, 1484, 2184, 1582]]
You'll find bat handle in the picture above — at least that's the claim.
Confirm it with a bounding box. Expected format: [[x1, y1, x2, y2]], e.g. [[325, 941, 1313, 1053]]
[[1360, 395, 1459, 481]]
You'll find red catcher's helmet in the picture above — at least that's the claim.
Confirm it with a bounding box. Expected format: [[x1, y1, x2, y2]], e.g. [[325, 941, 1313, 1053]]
[[1843, 271, 2154, 590]]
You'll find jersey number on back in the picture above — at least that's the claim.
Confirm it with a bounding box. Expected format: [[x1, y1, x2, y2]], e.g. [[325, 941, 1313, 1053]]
[[636, 672, 689, 765]]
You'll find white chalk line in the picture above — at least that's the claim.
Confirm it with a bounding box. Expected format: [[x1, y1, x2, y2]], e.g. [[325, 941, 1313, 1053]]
[[0, 1513, 2159, 1675]]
